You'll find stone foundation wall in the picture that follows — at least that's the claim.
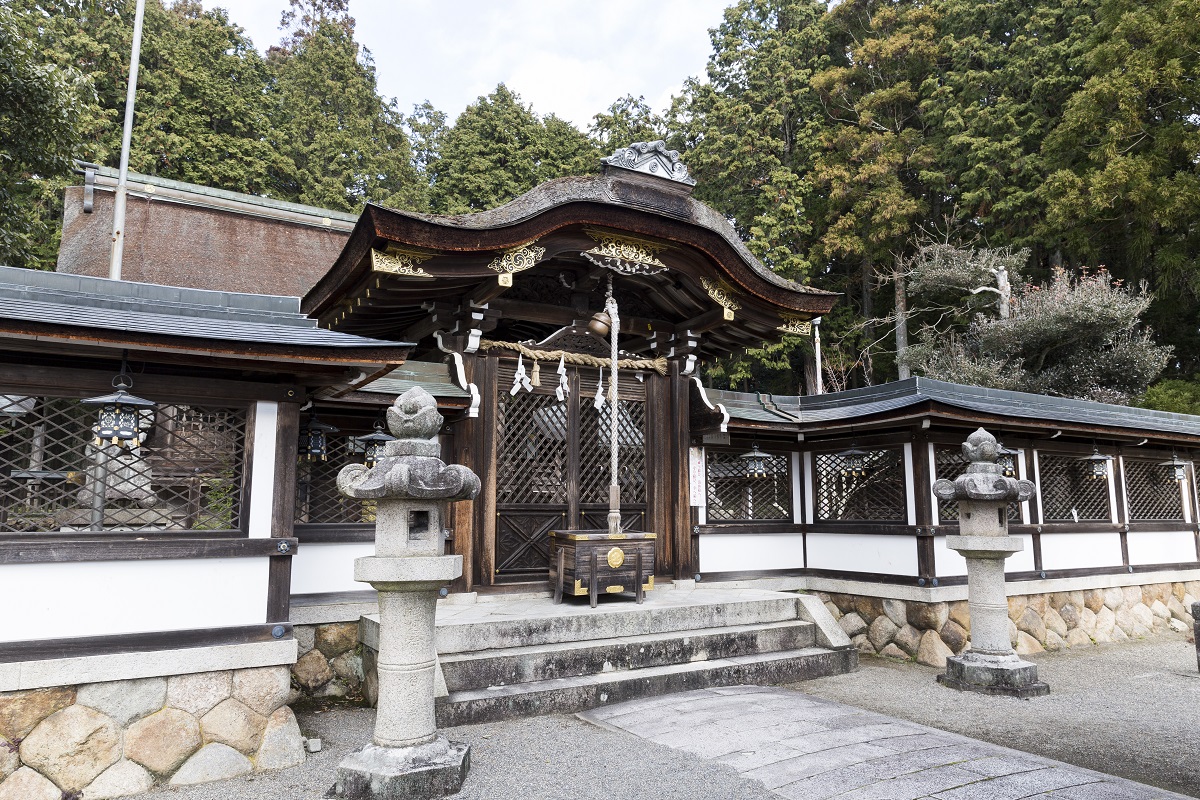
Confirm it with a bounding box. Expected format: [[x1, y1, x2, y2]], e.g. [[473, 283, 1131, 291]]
[[818, 580, 1200, 669], [291, 622, 365, 700], [0, 666, 304, 799]]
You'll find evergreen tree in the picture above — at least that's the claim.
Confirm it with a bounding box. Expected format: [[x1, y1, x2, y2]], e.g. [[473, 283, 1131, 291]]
[[266, 15, 423, 211], [0, 4, 92, 268], [431, 84, 600, 214], [590, 95, 664, 148]]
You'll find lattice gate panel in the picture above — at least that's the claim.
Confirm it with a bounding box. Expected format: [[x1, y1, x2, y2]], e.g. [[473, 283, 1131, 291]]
[[705, 450, 790, 521], [1, 395, 246, 533], [934, 446, 1019, 522], [1038, 453, 1110, 522], [579, 400, 647, 506], [813, 449, 906, 521], [1123, 459, 1185, 520], [495, 391, 568, 577]]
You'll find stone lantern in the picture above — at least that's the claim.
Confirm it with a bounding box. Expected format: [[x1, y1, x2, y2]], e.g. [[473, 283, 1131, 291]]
[[933, 428, 1048, 698], [333, 387, 480, 799]]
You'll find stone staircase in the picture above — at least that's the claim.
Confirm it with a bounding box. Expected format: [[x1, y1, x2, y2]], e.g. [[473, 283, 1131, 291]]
[[359, 588, 857, 726]]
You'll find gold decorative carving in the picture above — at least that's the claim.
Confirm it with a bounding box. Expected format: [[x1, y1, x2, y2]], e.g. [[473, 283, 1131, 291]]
[[606, 585, 626, 593], [488, 242, 545, 286], [371, 247, 433, 278], [606, 546, 626, 569], [777, 315, 813, 336], [582, 228, 669, 275], [701, 277, 741, 321]]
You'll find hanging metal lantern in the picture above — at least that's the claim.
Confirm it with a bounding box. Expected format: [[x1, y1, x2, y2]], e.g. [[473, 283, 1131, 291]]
[[997, 444, 1018, 478], [1079, 446, 1113, 480], [81, 367, 155, 450], [359, 420, 395, 468], [740, 442, 769, 479], [1159, 452, 1187, 483], [836, 446, 870, 478], [299, 415, 339, 462]]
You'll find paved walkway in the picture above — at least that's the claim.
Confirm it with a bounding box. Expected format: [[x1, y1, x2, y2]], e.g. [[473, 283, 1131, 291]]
[[580, 686, 1193, 799]]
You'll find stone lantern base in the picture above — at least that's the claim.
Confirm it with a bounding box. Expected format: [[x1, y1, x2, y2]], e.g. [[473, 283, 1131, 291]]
[[333, 737, 470, 800], [937, 652, 1049, 699]]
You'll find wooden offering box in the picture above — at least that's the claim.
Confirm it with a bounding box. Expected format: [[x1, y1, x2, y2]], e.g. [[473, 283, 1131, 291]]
[[549, 530, 656, 608]]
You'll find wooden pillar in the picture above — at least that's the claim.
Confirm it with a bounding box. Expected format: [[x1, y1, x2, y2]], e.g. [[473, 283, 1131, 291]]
[[910, 427, 936, 583], [267, 401, 300, 623], [475, 354, 500, 587], [644, 371, 671, 573], [668, 361, 692, 579], [450, 358, 478, 592], [1024, 445, 1044, 573]]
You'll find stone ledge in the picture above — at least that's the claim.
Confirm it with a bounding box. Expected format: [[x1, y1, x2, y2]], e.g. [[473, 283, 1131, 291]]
[[0, 640, 298, 692], [290, 601, 379, 626]]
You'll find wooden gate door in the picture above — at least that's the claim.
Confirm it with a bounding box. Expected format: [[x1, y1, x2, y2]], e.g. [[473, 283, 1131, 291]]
[[492, 364, 647, 583]]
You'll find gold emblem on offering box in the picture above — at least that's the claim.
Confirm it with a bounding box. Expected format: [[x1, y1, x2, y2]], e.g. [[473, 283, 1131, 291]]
[[606, 546, 626, 569]]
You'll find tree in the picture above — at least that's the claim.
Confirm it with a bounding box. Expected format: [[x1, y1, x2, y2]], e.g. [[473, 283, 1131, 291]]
[[430, 84, 599, 214], [904, 267, 1171, 403], [590, 95, 664, 149], [406, 100, 447, 185], [671, 0, 830, 282], [267, 17, 423, 212], [0, 4, 92, 268]]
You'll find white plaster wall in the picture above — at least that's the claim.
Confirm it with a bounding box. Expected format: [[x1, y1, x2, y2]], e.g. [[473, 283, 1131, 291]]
[[0, 558, 269, 642], [290, 542, 375, 595], [934, 533, 1035, 577], [699, 533, 805, 573], [247, 400, 278, 538], [1127, 530, 1198, 566], [1039, 531, 1124, 571], [805, 532, 918, 576]]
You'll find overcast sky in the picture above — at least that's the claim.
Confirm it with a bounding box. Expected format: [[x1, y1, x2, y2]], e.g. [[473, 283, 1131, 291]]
[[202, 0, 733, 131]]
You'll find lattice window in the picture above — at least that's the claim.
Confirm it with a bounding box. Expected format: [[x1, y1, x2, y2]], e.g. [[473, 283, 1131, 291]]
[[295, 434, 380, 525], [1123, 459, 1185, 521], [1, 394, 246, 534], [496, 392, 568, 505], [579, 400, 647, 505], [814, 448, 906, 521], [705, 450, 790, 521], [1038, 452, 1110, 522], [934, 446, 1020, 522]]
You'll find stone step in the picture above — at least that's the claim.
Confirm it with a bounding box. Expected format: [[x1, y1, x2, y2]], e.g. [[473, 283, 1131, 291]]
[[440, 620, 817, 691], [434, 646, 857, 727], [429, 594, 807, 655]]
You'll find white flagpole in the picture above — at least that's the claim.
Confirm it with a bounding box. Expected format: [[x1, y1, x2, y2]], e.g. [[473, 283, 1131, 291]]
[[109, 0, 147, 280]]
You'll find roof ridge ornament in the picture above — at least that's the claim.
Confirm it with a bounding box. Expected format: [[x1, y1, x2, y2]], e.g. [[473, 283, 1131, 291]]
[[601, 140, 696, 187]]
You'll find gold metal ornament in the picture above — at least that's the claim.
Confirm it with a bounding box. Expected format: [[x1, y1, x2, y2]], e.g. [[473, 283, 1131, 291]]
[[582, 228, 669, 275], [488, 242, 545, 286], [606, 546, 626, 569], [371, 248, 434, 278], [777, 314, 813, 336], [701, 277, 741, 320]]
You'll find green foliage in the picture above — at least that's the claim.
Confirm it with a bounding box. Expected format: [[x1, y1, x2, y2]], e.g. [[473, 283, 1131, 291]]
[[1137, 380, 1200, 415], [266, 18, 423, 211], [590, 95, 664, 148], [430, 84, 600, 214], [905, 268, 1171, 403], [0, 4, 92, 268]]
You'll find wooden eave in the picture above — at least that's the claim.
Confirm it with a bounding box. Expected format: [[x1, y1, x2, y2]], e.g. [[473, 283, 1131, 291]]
[[302, 192, 838, 359]]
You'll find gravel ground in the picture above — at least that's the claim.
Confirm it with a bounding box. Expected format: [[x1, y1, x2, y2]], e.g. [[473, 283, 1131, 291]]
[[139, 705, 775, 800], [139, 633, 1199, 799], [793, 633, 1200, 798]]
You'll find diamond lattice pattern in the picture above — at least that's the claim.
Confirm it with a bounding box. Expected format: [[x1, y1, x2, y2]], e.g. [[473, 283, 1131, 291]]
[[579, 401, 647, 505], [934, 446, 1019, 522], [814, 448, 906, 521], [1038, 453, 1110, 522], [295, 434, 380, 524], [496, 392, 568, 505], [1, 395, 246, 533], [705, 450, 790, 521], [1123, 459, 1185, 521]]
